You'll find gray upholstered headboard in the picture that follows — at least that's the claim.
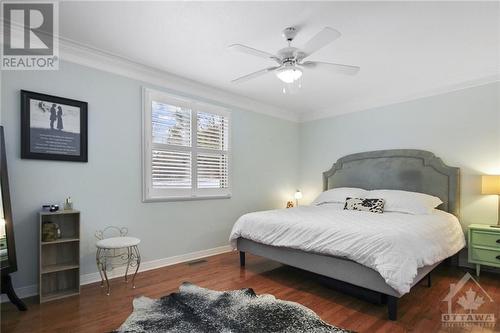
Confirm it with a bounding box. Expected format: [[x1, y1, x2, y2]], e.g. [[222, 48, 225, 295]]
[[323, 149, 460, 217]]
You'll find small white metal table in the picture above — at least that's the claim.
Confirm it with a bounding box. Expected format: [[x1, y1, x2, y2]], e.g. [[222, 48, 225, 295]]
[[95, 227, 141, 295]]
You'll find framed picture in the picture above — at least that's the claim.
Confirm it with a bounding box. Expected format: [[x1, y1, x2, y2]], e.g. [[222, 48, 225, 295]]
[[21, 90, 88, 162]]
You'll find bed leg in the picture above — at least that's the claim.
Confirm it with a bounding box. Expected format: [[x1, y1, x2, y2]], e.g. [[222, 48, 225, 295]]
[[427, 273, 432, 288], [387, 296, 398, 321], [239, 251, 245, 267]]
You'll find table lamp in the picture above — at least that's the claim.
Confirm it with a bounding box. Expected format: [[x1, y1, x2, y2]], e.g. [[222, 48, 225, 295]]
[[481, 175, 500, 227], [294, 190, 303, 207]]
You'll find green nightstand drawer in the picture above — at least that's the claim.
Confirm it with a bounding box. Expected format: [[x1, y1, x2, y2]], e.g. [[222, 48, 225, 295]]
[[471, 247, 500, 265], [470, 231, 500, 249]]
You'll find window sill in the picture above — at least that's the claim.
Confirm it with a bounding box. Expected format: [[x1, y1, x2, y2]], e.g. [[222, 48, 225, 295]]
[[143, 194, 232, 203]]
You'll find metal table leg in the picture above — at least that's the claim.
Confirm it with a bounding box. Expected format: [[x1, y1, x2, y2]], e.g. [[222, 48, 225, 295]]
[[131, 245, 141, 289], [102, 252, 110, 296], [124, 247, 131, 283], [96, 248, 105, 287]]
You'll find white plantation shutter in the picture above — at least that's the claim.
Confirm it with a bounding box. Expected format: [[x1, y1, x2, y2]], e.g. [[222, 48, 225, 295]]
[[196, 111, 229, 191], [197, 112, 229, 151], [143, 88, 231, 201], [152, 101, 191, 146], [152, 150, 191, 189], [197, 153, 229, 189]]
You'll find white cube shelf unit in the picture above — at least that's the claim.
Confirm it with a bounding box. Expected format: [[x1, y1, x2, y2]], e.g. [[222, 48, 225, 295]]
[[39, 210, 80, 303]]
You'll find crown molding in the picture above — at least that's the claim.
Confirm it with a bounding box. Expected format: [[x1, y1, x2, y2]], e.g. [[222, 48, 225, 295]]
[[300, 74, 500, 122], [57, 38, 299, 122]]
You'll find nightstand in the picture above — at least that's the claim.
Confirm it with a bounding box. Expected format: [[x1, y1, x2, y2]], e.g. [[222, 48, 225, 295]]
[[468, 224, 500, 276]]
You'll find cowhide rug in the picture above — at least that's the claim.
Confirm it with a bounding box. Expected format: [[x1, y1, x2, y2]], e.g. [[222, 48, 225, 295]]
[[114, 282, 353, 333]]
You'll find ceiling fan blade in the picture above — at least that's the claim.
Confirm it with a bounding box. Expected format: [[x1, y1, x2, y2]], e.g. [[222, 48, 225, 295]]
[[301, 27, 341, 58], [231, 66, 280, 84], [301, 61, 360, 75], [229, 44, 280, 63]]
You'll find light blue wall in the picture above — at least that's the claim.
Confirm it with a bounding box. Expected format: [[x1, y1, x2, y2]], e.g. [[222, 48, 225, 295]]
[[1, 61, 299, 289], [299, 82, 500, 228], [2, 60, 498, 292]]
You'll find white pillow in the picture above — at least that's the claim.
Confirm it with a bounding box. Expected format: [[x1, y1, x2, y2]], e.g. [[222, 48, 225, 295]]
[[312, 187, 368, 206], [368, 189, 443, 215]]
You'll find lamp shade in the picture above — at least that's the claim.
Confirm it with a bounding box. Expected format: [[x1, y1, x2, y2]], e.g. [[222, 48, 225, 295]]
[[481, 175, 500, 195], [294, 190, 303, 200]]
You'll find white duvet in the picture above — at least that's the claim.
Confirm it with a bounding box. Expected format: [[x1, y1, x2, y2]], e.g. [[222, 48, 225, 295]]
[[229, 205, 465, 295]]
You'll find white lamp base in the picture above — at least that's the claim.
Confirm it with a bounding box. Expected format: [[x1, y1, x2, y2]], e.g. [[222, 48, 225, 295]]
[[491, 195, 500, 228]]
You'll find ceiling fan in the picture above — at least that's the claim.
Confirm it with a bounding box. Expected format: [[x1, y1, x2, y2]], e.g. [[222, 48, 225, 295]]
[[229, 27, 360, 92]]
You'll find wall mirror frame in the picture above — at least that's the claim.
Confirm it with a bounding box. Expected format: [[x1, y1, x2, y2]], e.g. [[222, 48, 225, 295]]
[[0, 126, 17, 273], [0, 126, 26, 311]]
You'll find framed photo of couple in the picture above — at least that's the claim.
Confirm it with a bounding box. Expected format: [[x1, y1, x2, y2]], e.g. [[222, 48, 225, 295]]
[[21, 90, 88, 162]]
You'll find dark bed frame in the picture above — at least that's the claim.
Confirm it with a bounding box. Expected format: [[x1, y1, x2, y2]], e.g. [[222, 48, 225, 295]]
[[237, 149, 461, 320]]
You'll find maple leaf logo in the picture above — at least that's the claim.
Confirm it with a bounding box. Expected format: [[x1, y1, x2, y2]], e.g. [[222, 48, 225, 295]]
[[457, 288, 485, 313]]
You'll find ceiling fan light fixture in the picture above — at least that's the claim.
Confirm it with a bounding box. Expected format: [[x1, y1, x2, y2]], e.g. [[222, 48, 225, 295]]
[[230, 26, 359, 88], [276, 66, 302, 83]]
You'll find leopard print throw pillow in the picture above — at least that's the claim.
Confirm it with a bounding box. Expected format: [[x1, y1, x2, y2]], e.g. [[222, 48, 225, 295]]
[[344, 197, 385, 214]]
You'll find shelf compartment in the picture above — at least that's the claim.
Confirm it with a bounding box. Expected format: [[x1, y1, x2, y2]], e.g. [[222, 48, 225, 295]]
[[41, 212, 80, 239], [40, 269, 80, 303], [41, 241, 78, 268]]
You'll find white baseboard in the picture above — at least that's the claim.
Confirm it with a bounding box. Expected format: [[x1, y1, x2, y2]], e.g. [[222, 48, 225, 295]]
[[1, 245, 232, 303]]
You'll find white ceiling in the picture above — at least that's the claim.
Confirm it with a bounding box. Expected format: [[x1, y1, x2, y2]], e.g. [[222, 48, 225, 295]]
[[59, 1, 500, 119]]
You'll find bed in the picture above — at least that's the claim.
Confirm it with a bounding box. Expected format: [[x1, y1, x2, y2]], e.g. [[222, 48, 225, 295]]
[[230, 149, 465, 320]]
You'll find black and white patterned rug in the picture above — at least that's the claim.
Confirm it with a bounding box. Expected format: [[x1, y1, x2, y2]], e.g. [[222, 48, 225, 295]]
[[114, 282, 353, 333]]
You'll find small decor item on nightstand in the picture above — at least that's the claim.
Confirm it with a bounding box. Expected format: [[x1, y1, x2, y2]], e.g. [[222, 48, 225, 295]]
[[41, 222, 61, 242], [286, 201, 294, 208], [64, 197, 73, 210], [468, 224, 500, 276]]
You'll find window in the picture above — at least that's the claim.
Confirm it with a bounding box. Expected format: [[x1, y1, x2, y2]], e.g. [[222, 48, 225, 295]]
[[143, 88, 231, 201]]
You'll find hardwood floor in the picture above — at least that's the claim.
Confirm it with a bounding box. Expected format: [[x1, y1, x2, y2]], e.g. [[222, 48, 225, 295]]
[[1, 252, 499, 333]]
